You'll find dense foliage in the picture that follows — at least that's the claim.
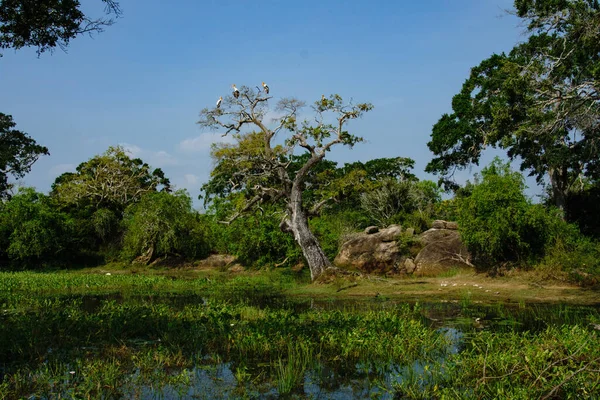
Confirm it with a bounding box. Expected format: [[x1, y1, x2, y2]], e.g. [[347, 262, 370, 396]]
[[121, 190, 210, 262], [0, 0, 121, 55], [427, 0, 600, 215], [0, 113, 49, 199], [456, 159, 554, 267], [0, 188, 74, 266]]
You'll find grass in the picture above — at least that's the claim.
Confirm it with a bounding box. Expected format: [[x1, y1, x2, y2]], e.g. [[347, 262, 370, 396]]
[[0, 268, 599, 398], [276, 341, 314, 395], [395, 325, 600, 399], [0, 272, 448, 398]]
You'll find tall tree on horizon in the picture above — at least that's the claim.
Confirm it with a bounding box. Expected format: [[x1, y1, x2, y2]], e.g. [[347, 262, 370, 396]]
[[426, 0, 600, 213], [198, 85, 373, 281]]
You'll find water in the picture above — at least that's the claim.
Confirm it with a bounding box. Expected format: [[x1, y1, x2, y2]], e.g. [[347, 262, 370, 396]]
[[5, 293, 598, 399], [71, 295, 598, 399]]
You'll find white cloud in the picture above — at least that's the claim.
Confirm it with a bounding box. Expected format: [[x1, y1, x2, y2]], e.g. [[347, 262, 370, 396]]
[[179, 133, 234, 153], [48, 163, 76, 178], [119, 143, 179, 167], [121, 143, 142, 157], [184, 174, 199, 185]]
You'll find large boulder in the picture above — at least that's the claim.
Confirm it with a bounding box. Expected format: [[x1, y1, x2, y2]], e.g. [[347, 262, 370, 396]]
[[334, 220, 473, 276], [334, 225, 403, 274], [414, 223, 472, 275]]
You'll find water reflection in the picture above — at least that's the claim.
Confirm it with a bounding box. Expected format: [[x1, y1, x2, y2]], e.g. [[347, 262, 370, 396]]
[[47, 295, 600, 399]]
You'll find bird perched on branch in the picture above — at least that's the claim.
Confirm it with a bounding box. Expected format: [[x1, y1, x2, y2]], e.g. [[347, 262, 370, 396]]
[[320, 94, 327, 107], [262, 82, 270, 94], [216, 96, 222, 109], [232, 84, 240, 99]]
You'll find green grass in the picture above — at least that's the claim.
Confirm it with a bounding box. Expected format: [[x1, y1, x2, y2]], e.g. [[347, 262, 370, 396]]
[[1, 270, 599, 398], [395, 325, 600, 399], [0, 271, 447, 398]]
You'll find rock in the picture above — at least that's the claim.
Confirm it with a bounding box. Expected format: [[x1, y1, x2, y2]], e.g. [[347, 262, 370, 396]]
[[334, 223, 473, 276], [334, 225, 403, 274], [420, 228, 457, 245], [431, 220, 459, 230], [445, 221, 459, 230], [227, 264, 245, 273], [364, 226, 379, 234], [431, 220, 446, 229], [195, 254, 236, 269], [379, 224, 402, 241], [414, 228, 472, 275], [403, 258, 416, 274]]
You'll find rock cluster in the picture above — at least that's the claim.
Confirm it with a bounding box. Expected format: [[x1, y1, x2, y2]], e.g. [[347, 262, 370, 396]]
[[334, 220, 472, 276]]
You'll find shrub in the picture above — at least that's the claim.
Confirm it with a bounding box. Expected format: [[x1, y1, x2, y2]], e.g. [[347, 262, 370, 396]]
[[539, 217, 600, 285], [359, 178, 440, 228], [206, 205, 302, 268], [0, 188, 75, 266], [121, 190, 209, 261], [456, 159, 552, 268], [310, 210, 369, 260]]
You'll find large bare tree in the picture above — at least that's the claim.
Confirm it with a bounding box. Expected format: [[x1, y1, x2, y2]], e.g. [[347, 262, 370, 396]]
[[198, 85, 372, 281]]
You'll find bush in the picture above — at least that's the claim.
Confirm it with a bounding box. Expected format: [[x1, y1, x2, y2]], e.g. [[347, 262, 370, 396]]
[[359, 178, 440, 228], [456, 159, 553, 268], [121, 190, 210, 261], [206, 205, 302, 268], [0, 188, 75, 266], [538, 217, 600, 285], [310, 210, 369, 260]]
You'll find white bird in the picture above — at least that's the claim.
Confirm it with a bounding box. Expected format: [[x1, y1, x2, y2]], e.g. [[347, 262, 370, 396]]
[[262, 81, 269, 94], [216, 96, 222, 108], [232, 84, 240, 99]]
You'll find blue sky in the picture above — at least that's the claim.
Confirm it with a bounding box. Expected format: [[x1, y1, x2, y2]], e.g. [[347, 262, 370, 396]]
[[0, 0, 533, 206]]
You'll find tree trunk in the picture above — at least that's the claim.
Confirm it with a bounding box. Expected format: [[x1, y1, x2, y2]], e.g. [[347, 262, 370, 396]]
[[548, 166, 568, 213], [286, 186, 331, 281]]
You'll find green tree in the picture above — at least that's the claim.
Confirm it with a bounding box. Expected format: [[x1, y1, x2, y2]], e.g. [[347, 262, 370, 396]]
[[0, 113, 49, 199], [0, 187, 74, 265], [0, 0, 121, 55], [198, 86, 372, 281], [121, 190, 209, 262], [52, 146, 171, 214], [426, 0, 600, 212], [359, 178, 441, 229], [1, 1, 122, 202], [456, 159, 552, 267]]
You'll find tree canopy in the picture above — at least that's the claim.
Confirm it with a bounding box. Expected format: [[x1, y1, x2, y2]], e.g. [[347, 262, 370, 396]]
[[198, 85, 372, 280], [0, 0, 121, 55], [52, 146, 171, 213], [426, 0, 600, 211], [0, 112, 49, 199]]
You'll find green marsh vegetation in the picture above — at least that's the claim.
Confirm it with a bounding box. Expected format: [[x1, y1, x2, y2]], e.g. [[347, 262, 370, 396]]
[[1, 271, 599, 399]]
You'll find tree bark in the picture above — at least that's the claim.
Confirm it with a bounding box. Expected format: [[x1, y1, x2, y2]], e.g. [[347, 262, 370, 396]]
[[286, 184, 331, 281], [548, 166, 568, 213]]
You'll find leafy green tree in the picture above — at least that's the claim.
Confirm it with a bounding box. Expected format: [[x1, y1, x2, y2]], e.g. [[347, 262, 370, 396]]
[[1, 0, 121, 204], [0, 0, 121, 55], [199, 87, 372, 281], [0, 113, 49, 199], [426, 0, 600, 212], [52, 146, 171, 214], [359, 178, 441, 229], [121, 190, 209, 262], [456, 159, 553, 267], [207, 203, 301, 268], [0, 187, 74, 265]]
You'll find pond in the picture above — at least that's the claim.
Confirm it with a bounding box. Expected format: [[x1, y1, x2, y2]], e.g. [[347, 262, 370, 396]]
[[0, 274, 598, 399]]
